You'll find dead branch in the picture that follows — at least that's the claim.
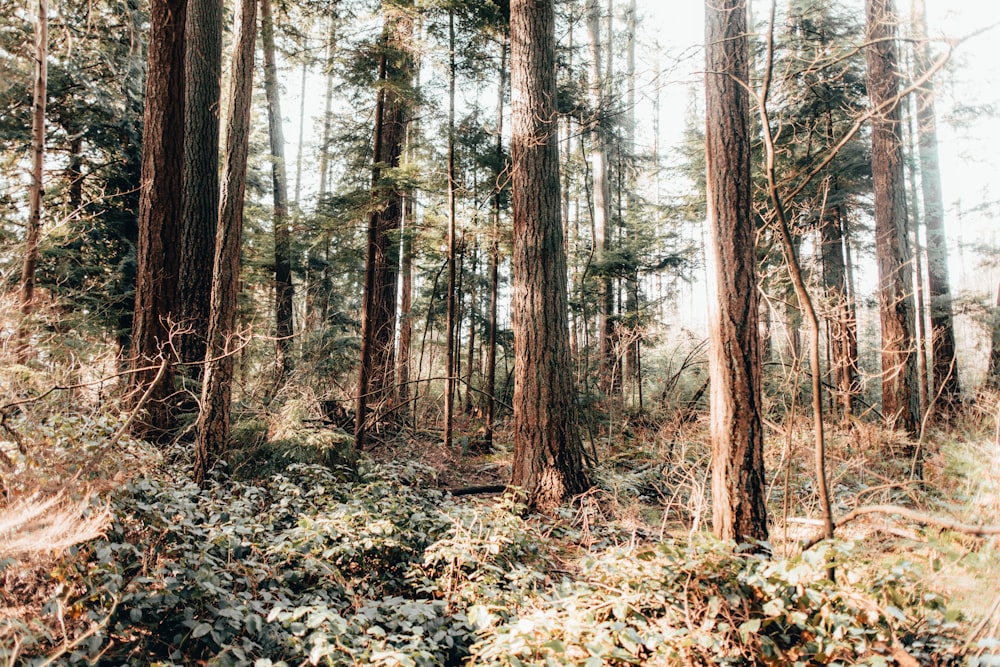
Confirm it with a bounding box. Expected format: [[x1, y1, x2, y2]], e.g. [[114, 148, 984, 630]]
[[802, 504, 1000, 550]]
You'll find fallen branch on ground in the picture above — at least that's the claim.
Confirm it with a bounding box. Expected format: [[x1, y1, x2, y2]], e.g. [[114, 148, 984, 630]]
[[802, 504, 1000, 551]]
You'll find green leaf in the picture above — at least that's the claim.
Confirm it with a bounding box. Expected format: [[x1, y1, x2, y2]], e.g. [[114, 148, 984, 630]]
[[192, 622, 213, 638]]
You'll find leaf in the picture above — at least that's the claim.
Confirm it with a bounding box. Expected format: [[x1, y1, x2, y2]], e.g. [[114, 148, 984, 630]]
[[192, 622, 213, 638]]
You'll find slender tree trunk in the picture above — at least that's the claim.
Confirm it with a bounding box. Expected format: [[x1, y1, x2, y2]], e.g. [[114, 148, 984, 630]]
[[130, 0, 187, 438], [261, 0, 294, 378], [445, 5, 457, 448], [509, 0, 590, 512], [912, 0, 960, 416], [178, 0, 222, 368], [18, 0, 47, 358], [759, 2, 833, 544], [865, 0, 919, 434], [586, 0, 617, 394], [294, 56, 306, 209], [485, 37, 506, 451], [397, 160, 414, 413], [704, 0, 768, 543], [464, 241, 478, 415], [317, 16, 336, 201], [193, 0, 256, 483], [623, 0, 640, 399], [905, 94, 930, 417]]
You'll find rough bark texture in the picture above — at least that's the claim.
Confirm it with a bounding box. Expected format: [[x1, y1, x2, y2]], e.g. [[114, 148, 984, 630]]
[[865, 0, 919, 434], [912, 0, 960, 415], [194, 0, 256, 483], [130, 0, 187, 437], [261, 0, 294, 378], [704, 0, 768, 543], [18, 0, 47, 356], [509, 0, 590, 513], [356, 3, 414, 448], [178, 0, 221, 368]]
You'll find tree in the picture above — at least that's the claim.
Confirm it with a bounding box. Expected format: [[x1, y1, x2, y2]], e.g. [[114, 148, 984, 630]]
[[912, 0, 960, 416], [17, 0, 47, 357], [586, 0, 617, 394], [261, 0, 294, 379], [178, 0, 223, 367], [865, 0, 919, 434], [355, 0, 415, 449], [130, 0, 187, 437], [704, 0, 768, 543], [193, 0, 256, 483], [509, 0, 590, 512], [445, 4, 458, 448]]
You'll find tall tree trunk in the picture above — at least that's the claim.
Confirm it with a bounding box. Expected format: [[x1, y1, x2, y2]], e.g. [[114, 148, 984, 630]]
[[317, 16, 336, 201], [178, 0, 222, 368], [464, 241, 478, 415], [445, 5, 458, 448], [623, 0, 641, 401], [18, 0, 47, 358], [355, 1, 414, 449], [704, 0, 768, 543], [912, 0, 960, 416], [509, 0, 590, 512], [130, 0, 187, 438], [261, 0, 294, 378], [586, 0, 617, 394], [485, 36, 506, 451], [193, 0, 256, 483], [865, 0, 919, 434], [294, 56, 306, 209], [905, 94, 930, 417]]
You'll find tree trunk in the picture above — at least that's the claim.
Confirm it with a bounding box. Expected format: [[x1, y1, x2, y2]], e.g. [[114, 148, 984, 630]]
[[18, 0, 47, 358], [193, 0, 256, 483], [130, 0, 187, 438], [509, 0, 590, 512], [865, 0, 919, 434], [485, 37, 506, 451], [704, 0, 768, 543], [464, 241, 478, 415], [355, 2, 414, 449], [912, 0, 960, 416], [905, 94, 930, 418], [623, 0, 641, 399], [178, 0, 222, 368], [445, 5, 458, 448], [261, 0, 294, 378], [317, 16, 336, 201], [586, 0, 618, 394]]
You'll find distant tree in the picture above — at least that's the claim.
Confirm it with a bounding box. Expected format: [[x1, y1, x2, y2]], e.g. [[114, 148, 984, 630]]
[[17, 0, 47, 357], [911, 0, 960, 417], [704, 0, 768, 543], [260, 0, 294, 379], [130, 0, 187, 437], [509, 0, 590, 512], [194, 0, 256, 483], [178, 0, 223, 367], [865, 0, 919, 434]]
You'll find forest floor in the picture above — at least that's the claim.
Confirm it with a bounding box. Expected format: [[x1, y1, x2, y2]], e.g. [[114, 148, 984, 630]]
[[4, 392, 1000, 664]]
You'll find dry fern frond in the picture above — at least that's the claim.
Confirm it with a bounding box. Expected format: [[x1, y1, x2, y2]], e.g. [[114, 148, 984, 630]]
[[0, 492, 110, 560]]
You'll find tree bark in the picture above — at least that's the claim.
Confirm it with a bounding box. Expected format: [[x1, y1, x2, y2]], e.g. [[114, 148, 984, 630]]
[[912, 0, 960, 416], [130, 0, 187, 438], [704, 0, 768, 543], [865, 0, 919, 434], [485, 36, 506, 451], [445, 5, 458, 448], [193, 0, 256, 483], [178, 0, 222, 367], [18, 0, 47, 358], [260, 0, 294, 378], [509, 0, 590, 512], [355, 1, 414, 449]]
